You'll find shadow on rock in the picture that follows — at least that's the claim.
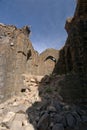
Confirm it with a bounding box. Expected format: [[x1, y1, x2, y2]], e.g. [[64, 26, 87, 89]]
[[26, 74, 87, 130]]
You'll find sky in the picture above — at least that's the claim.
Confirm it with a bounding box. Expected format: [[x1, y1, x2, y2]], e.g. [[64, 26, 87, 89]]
[[0, 0, 76, 53]]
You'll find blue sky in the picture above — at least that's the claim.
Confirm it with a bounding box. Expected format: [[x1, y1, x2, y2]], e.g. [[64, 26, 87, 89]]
[[0, 0, 76, 53]]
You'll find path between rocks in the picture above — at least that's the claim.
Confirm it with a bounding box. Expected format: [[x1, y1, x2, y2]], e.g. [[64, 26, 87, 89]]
[[0, 74, 87, 130]]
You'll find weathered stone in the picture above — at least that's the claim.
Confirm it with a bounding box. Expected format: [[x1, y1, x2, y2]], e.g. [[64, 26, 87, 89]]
[[30, 78, 36, 83], [9, 104, 27, 113], [81, 116, 87, 122], [2, 112, 15, 123], [13, 113, 26, 121], [47, 105, 56, 113], [2, 112, 15, 128], [52, 123, 64, 130], [37, 113, 49, 130], [10, 120, 23, 130], [53, 114, 63, 123], [72, 111, 81, 124], [22, 124, 35, 130], [53, 0, 87, 103], [63, 105, 71, 111], [66, 113, 76, 128], [0, 24, 34, 103], [0, 24, 58, 103], [51, 100, 63, 112]]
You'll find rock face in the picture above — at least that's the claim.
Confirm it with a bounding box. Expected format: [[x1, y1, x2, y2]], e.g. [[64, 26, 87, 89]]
[[0, 0, 86, 104], [26, 48, 59, 76], [0, 24, 59, 102], [54, 0, 87, 75], [37, 49, 59, 75], [0, 24, 37, 102], [53, 0, 87, 103]]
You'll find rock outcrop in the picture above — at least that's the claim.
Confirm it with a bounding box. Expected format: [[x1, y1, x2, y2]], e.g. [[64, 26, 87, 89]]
[[53, 0, 87, 103], [54, 0, 87, 75], [0, 24, 59, 102], [0, 24, 38, 102]]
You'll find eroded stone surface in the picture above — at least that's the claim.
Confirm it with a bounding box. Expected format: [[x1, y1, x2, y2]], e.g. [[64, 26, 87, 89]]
[[0, 24, 59, 102]]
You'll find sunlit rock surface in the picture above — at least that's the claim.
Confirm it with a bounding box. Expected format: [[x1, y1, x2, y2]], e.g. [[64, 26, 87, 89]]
[[0, 24, 59, 102]]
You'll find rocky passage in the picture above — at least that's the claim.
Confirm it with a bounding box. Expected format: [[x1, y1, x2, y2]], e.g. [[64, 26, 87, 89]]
[[0, 0, 87, 130], [0, 74, 87, 130]]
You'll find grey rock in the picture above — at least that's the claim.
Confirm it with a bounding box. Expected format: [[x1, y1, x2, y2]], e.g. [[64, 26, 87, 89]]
[[52, 123, 64, 130], [35, 116, 40, 122], [37, 113, 49, 130], [63, 105, 71, 111], [66, 113, 76, 128], [62, 116, 67, 128], [40, 111, 47, 117], [53, 114, 63, 123], [81, 116, 87, 122], [47, 105, 56, 113], [52, 101, 63, 112], [54, 114, 67, 128], [72, 111, 81, 124]]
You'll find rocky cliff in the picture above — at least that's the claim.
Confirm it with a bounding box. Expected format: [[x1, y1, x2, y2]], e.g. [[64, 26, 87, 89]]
[[0, 1, 87, 130], [54, 0, 87, 74], [0, 24, 59, 102], [0, 24, 37, 102], [0, 0, 86, 104], [53, 0, 87, 103]]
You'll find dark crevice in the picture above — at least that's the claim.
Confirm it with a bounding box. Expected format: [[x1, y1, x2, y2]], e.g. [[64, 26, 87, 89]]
[[44, 56, 56, 63]]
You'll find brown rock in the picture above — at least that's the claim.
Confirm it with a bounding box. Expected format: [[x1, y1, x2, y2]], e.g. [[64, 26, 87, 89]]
[[0, 24, 37, 103]]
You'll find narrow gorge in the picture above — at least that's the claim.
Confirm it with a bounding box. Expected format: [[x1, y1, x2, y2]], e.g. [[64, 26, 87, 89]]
[[0, 0, 87, 130]]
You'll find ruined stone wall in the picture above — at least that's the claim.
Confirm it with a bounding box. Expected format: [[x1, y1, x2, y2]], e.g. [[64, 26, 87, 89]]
[[0, 24, 59, 102], [0, 24, 35, 102], [38, 49, 59, 75], [26, 48, 59, 75]]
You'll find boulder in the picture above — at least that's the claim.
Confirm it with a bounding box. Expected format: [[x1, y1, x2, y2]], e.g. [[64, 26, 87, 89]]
[[66, 113, 76, 128], [37, 113, 50, 130], [52, 123, 64, 130]]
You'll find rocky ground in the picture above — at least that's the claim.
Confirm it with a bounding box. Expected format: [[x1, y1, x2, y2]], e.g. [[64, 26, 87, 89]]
[[0, 74, 87, 130]]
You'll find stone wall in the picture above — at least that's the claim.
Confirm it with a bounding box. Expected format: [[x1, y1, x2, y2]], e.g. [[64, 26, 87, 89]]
[[26, 48, 59, 76], [0, 24, 35, 102], [38, 49, 59, 75], [0, 24, 59, 102]]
